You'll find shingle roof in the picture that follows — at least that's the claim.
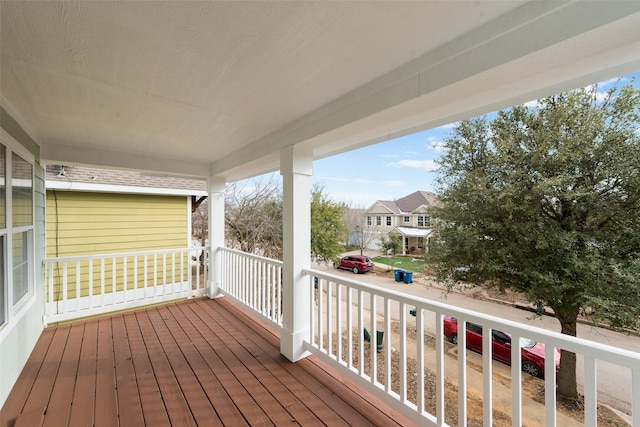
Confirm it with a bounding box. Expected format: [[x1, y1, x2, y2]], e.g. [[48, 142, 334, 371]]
[[377, 200, 402, 214], [374, 191, 438, 214], [46, 165, 207, 193], [395, 191, 438, 212]]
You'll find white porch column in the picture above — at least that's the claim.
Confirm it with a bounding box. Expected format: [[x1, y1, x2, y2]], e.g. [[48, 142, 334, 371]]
[[280, 145, 312, 362], [208, 176, 226, 298]]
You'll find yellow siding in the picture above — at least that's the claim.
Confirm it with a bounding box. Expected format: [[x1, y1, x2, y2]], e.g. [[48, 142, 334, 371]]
[[46, 191, 188, 258], [46, 191, 190, 300]]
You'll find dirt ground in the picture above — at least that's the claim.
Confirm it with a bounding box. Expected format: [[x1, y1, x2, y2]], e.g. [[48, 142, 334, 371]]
[[337, 327, 628, 426], [326, 259, 631, 425]]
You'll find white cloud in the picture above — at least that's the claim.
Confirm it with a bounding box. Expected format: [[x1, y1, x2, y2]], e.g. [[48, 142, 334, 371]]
[[388, 159, 439, 171], [426, 136, 446, 152], [383, 180, 405, 187]]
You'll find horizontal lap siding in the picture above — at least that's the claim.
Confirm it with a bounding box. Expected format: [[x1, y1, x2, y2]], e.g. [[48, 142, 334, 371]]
[[45, 191, 189, 300], [46, 191, 188, 257]]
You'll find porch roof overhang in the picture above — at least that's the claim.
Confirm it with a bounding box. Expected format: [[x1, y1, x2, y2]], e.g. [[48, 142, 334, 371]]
[[394, 227, 432, 238], [2, 2, 640, 181]]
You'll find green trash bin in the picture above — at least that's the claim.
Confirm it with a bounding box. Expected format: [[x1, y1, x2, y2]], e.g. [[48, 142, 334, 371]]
[[363, 327, 384, 352], [375, 330, 384, 353]]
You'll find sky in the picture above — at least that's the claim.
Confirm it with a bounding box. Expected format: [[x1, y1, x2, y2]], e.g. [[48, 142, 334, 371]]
[[245, 72, 639, 208]]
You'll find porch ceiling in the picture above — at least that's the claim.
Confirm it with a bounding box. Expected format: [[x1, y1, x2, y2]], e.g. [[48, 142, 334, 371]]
[[2, 1, 640, 180]]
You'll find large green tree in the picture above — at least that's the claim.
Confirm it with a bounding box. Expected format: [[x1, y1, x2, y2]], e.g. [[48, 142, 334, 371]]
[[428, 82, 640, 398], [311, 184, 347, 263]]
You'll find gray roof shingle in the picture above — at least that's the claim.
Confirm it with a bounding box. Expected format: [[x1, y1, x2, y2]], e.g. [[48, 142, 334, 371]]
[[46, 165, 206, 193]]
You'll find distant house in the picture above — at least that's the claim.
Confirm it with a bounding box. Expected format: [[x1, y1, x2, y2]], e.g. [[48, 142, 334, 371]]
[[363, 191, 438, 255], [45, 165, 207, 259]]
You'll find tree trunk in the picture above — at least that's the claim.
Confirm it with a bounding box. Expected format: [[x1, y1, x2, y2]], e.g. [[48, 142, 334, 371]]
[[555, 310, 579, 399]]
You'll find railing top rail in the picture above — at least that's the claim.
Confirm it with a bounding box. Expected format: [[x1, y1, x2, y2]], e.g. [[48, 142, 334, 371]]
[[306, 268, 640, 368], [219, 247, 283, 266], [45, 246, 210, 263]]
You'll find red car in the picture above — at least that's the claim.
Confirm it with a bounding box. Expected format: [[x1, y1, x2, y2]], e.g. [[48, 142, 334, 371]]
[[334, 255, 374, 274], [443, 316, 559, 379]]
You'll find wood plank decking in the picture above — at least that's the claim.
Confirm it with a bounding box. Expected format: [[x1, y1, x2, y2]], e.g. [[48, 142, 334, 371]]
[[1, 297, 414, 427]]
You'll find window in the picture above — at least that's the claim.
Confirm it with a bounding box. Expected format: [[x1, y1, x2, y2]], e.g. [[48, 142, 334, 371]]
[[0, 140, 35, 330], [417, 215, 431, 227], [403, 216, 410, 223], [376, 216, 381, 226], [467, 323, 483, 335], [0, 146, 4, 326], [386, 216, 391, 226], [367, 216, 372, 226], [0, 236, 4, 326]]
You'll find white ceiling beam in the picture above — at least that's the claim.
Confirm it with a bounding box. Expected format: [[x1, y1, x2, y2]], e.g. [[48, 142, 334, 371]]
[[211, 1, 640, 180]]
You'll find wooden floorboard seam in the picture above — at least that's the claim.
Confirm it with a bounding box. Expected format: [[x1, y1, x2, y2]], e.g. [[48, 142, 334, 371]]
[[2, 297, 418, 427], [157, 304, 248, 426], [171, 302, 272, 426], [193, 299, 359, 426], [210, 297, 412, 427]]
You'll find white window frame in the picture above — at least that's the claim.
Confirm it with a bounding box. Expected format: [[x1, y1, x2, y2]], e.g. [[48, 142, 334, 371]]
[[386, 216, 391, 226], [0, 130, 36, 337], [367, 216, 372, 226], [417, 215, 430, 227], [376, 216, 381, 226], [403, 216, 410, 223]]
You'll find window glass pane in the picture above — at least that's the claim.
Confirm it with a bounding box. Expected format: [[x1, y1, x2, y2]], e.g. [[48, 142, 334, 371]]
[[0, 236, 4, 325], [12, 153, 33, 227], [0, 146, 5, 228], [12, 232, 29, 304]]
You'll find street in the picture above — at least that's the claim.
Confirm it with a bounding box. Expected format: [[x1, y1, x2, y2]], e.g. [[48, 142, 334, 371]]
[[314, 259, 639, 419]]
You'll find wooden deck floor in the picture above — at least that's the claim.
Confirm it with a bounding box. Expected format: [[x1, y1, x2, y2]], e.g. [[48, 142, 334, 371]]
[[1, 297, 414, 427]]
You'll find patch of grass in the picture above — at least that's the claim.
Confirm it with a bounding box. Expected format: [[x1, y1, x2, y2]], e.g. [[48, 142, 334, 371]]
[[372, 256, 425, 272]]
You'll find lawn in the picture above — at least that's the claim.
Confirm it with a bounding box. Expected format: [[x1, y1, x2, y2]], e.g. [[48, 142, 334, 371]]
[[372, 256, 425, 273]]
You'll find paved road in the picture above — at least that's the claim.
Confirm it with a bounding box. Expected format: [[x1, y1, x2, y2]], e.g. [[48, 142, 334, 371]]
[[314, 260, 640, 418]]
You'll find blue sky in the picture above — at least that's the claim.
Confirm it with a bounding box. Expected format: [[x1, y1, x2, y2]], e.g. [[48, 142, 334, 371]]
[[311, 127, 447, 207], [247, 72, 638, 208]]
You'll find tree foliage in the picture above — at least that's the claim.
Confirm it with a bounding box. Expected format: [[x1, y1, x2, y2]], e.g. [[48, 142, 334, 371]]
[[343, 205, 379, 255], [225, 179, 283, 259], [192, 198, 208, 247], [310, 184, 347, 263], [378, 232, 401, 256], [428, 81, 640, 398]]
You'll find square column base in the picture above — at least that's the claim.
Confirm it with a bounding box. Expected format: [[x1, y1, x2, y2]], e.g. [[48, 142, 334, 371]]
[[280, 327, 311, 362]]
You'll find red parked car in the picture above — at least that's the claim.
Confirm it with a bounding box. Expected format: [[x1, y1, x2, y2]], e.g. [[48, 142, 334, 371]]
[[333, 255, 374, 274], [443, 316, 560, 379]]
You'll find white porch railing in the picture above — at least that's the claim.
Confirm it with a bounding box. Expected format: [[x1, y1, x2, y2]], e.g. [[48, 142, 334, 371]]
[[42, 247, 640, 425], [218, 247, 283, 328], [44, 247, 209, 323], [304, 268, 640, 427]]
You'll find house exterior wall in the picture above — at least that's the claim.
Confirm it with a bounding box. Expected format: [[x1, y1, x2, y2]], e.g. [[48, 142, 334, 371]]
[[363, 195, 434, 254], [0, 107, 45, 408], [46, 191, 189, 257], [44, 192, 191, 300]]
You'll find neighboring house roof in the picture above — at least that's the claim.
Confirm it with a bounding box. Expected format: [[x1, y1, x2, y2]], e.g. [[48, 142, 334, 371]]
[[376, 200, 402, 214], [46, 165, 207, 196], [396, 191, 438, 213], [366, 190, 438, 214], [393, 226, 432, 238]]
